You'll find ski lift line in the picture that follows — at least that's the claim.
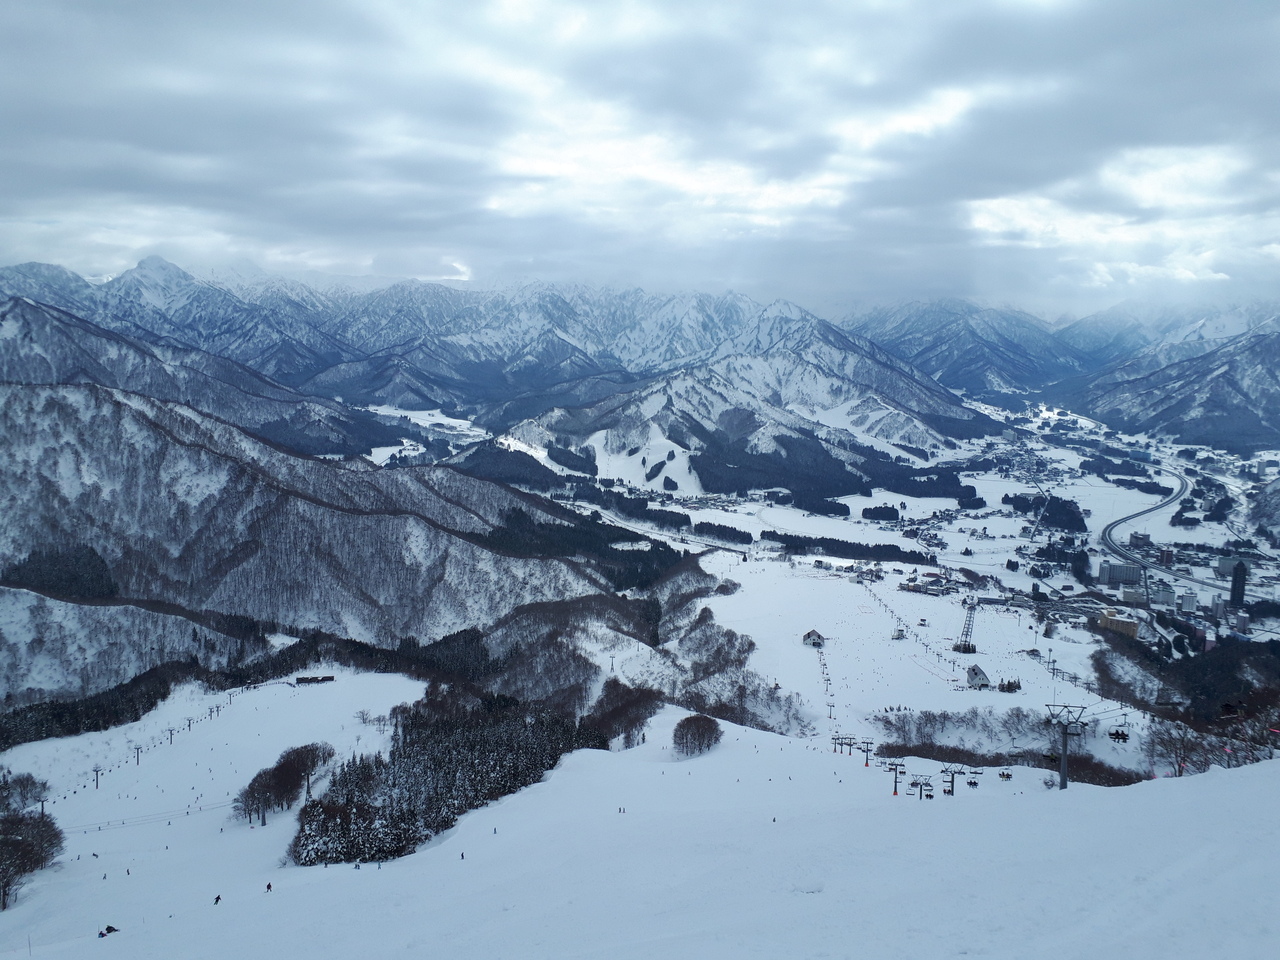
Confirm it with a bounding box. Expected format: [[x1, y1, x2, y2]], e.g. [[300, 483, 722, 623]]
[[1081, 705, 1131, 722], [62, 800, 236, 832]]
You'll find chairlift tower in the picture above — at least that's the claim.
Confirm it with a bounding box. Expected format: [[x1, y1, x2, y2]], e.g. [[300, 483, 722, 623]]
[[858, 739, 874, 767], [914, 774, 934, 801], [887, 761, 906, 796], [939, 763, 965, 796], [1046, 703, 1088, 790], [959, 600, 976, 648]]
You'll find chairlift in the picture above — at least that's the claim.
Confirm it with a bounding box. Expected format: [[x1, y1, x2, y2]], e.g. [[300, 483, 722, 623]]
[[966, 779, 979, 788], [998, 769, 1013, 781], [1108, 728, 1130, 743]]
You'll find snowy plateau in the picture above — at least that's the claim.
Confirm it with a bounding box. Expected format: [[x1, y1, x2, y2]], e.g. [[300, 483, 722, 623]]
[[2, 260, 1280, 959]]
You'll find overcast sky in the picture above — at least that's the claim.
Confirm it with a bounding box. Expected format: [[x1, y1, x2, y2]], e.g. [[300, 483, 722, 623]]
[[2, 0, 1278, 316]]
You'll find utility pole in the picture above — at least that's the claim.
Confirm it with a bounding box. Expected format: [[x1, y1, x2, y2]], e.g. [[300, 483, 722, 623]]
[[134, 744, 141, 766], [1045, 704, 1087, 789], [92, 764, 103, 789]]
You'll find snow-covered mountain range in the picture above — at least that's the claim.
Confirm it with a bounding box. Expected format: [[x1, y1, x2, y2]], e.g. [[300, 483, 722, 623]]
[[843, 298, 1089, 396]]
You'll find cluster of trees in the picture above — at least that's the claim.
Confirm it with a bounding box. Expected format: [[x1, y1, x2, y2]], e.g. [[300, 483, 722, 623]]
[[872, 707, 1143, 787], [1079, 456, 1149, 478], [397, 628, 505, 682], [884, 471, 975, 501], [0, 659, 210, 752], [862, 505, 900, 522], [0, 625, 517, 753], [580, 679, 663, 749], [1108, 476, 1174, 497], [1033, 543, 1093, 585], [454, 445, 564, 491], [235, 742, 335, 826], [290, 688, 595, 864], [1000, 493, 1088, 532], [0, 767, 63, 910], [690, 433, 872, 500], [791, 494, 849, 517], [255, 410, 407, 458], [1144, 713, 1280, 777], [759, 531, 934, 566], [478, 507, 682, 590], [1, 545, 118, 599], [568, 485, 692, 533], [892, 443, 931, 461], [672, 714, 722, 757], [874, 705, 1044, 749], [691, 521, 753, 544], [1204, 496, 1236, 522], [545, 445, 597, 476]]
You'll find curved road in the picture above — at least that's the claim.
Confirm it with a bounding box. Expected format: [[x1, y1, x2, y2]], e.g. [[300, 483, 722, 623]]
[[1099, 464, 1268, 600]]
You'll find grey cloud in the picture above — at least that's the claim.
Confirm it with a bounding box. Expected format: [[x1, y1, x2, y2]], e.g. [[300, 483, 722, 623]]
[[1, 0, 1278, 313]]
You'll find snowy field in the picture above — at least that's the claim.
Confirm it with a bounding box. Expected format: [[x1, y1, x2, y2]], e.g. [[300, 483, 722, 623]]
[[364, 405, 492, 465], [2, 676, 1276, 960], [698, 551, 1143, 765]]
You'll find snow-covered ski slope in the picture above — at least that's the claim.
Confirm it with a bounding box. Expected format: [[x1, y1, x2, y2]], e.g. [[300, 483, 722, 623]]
[[2, 667, 1277, 959]]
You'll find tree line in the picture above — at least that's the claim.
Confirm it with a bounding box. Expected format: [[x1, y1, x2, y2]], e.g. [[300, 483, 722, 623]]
[[288, 680, 660, 864], [235, 743, 336, 826], [759, 531, 935, 565], [0, 766, 63, 910]]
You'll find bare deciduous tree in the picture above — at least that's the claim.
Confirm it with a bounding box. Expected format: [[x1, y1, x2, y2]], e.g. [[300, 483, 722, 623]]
[[1144, 719, 1212, 777], [673, 714, 723, 757]]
